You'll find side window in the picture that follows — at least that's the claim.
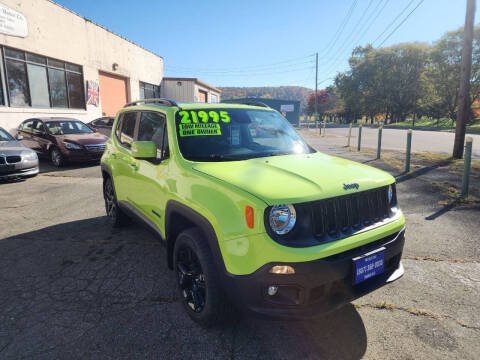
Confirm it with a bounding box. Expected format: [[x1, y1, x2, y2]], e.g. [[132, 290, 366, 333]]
[[138, 112, 168, 159], [33, 120, 45, 134], [21, 120, 34, 133], [117, 112, 137, 148], [115, 115, 123, 139], [95, 117, 112, 126]]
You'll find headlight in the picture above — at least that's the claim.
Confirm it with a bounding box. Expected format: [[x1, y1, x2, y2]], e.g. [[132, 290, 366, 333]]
[[23, 151, 38, 160], [269, 205, 296, 235], [388, 184, 398, 208], [64, 142, 82, 150]]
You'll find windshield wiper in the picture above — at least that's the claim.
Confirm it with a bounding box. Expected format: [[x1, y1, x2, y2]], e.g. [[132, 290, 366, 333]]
[[208, 154, 249, 161], [187, 154, 245, 162]]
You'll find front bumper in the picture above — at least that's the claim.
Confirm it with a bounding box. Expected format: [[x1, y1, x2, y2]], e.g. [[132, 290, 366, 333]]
[[0, 158, 39, 179], [62, 149, 104, 162], [0, 166, 39, 179], [222, 228, 405, 319]]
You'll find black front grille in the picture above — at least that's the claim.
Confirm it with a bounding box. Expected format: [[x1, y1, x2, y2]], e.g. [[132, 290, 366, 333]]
[[0, 157, 5, 165], [311, 186, 390, 240], [6, 156, 21, 163]]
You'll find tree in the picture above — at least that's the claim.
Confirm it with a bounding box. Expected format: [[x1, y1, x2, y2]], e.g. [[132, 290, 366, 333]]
[[306, 89, 329, 115], [335, 43, 428, 124]]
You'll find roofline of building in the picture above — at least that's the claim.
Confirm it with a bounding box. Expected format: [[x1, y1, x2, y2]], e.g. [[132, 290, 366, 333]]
[[47, 0, 163, 60], [163, 77, 221, 93]]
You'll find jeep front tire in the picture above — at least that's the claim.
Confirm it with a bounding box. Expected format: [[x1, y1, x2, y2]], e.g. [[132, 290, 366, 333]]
[[173, 228, 231, 327], [103, 177, 129, 228]]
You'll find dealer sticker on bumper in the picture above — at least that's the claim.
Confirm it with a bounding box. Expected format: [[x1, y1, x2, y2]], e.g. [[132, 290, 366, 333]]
[[353, 247, 385, 284]]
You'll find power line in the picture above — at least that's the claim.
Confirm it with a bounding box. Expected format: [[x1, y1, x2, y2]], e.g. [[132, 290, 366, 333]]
[[377, 0, 425, 47], [320, 0, 376, 67], [372, 0, 416, 46], [165, 65, 315, 78], [321, 0, 359, 56], [166, 0, 425, 88], [320, 0, 389, 81], [356, 0, 391, 45], [167, 2, 358, 80], [316, 0, 381, 85], [165, 60, 315, 75], [317, 0, 424, 87], [166, 54, 315, 73]]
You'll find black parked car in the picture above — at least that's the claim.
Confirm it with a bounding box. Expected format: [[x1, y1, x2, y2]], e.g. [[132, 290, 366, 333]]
[[87, 117, 114, 136]]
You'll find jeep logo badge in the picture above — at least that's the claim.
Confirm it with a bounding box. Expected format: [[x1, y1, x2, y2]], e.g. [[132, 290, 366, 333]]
[[343, 183, 359, 190]]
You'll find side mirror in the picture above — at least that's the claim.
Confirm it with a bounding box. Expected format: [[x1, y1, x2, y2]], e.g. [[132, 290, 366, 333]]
[[131, 141, 157, 159], [16, 134, 24, 140]]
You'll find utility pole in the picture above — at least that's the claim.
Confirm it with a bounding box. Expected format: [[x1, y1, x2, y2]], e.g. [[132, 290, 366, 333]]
[[453, 0, 475, 159], [314, 52, 318, 126]]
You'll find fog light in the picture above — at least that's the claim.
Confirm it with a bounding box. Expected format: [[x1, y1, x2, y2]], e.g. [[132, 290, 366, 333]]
[[267, 286, 278, 296], [269, 265, 295, 274]]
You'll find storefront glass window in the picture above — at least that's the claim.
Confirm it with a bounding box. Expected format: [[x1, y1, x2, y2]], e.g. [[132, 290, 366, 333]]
[[48, 68, 68, 108], [48, 58, 65, 69], [27, 64, 50, 107], [66, 72, 84, 109], [5, 59, 29, 106], [5, 48, 24, 60], [26, 53, 46, 65], [2, 46, 85, 109]]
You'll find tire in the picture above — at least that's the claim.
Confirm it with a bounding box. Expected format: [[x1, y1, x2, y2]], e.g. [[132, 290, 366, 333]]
[[173, 228, 232, 327], [103, 176, 129, 228], [50, 147, 64, 167]]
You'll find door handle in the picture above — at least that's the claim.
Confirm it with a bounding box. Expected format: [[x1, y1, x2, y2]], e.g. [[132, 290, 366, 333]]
[[111, 153, 117, 159]]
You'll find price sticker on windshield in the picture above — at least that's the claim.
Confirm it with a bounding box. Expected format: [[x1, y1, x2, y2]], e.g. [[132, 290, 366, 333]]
[[178, 110, 231, 124], [179, 123, 222, 137]]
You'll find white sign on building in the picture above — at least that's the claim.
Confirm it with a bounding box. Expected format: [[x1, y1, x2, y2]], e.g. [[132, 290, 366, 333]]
[[0, 2, 28, 38], [280, 104, 294, 112]]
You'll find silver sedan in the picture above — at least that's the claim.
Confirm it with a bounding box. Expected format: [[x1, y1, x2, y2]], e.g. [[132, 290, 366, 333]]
[[0, 127, 39, 180]]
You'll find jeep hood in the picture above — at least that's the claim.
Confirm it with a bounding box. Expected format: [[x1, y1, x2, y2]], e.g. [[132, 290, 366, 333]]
[[192, 152, 394, 205]]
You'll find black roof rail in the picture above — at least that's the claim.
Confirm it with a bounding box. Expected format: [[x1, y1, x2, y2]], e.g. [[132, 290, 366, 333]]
[[222, 100, 270, 108], [123, 98, 180, 108]]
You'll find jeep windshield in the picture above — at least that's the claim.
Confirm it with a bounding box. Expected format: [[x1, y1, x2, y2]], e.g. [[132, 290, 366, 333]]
[[175, 108, 314, 162]]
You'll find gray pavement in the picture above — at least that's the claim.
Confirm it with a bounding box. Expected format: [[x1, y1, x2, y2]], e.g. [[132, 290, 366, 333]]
[[0, 151, 479, 359], [300, 125, 480, 160]]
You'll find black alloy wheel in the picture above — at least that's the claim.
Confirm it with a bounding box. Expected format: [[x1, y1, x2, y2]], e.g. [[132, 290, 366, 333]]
[[176, 244, 207, 313], [103, 177, 128, 227], [173, 228, 233, 327]]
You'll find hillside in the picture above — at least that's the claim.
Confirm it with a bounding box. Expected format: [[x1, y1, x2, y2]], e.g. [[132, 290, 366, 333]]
[[218, 86, 313, 112]]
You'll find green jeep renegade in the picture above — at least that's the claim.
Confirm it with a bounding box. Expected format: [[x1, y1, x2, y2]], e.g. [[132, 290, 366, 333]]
[[101, 98, 405, 326]]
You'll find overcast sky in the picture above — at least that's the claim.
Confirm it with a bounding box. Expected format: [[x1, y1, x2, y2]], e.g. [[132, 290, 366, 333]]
[[55, 0, 479, 89]]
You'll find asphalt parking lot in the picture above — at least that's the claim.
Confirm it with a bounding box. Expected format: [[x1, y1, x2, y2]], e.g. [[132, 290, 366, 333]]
[[1, 146, 479, 359]]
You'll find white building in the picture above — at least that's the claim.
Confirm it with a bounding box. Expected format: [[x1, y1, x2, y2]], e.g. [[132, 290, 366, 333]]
[[0, 0, 164, 133], [160, 77, 221, 104]]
